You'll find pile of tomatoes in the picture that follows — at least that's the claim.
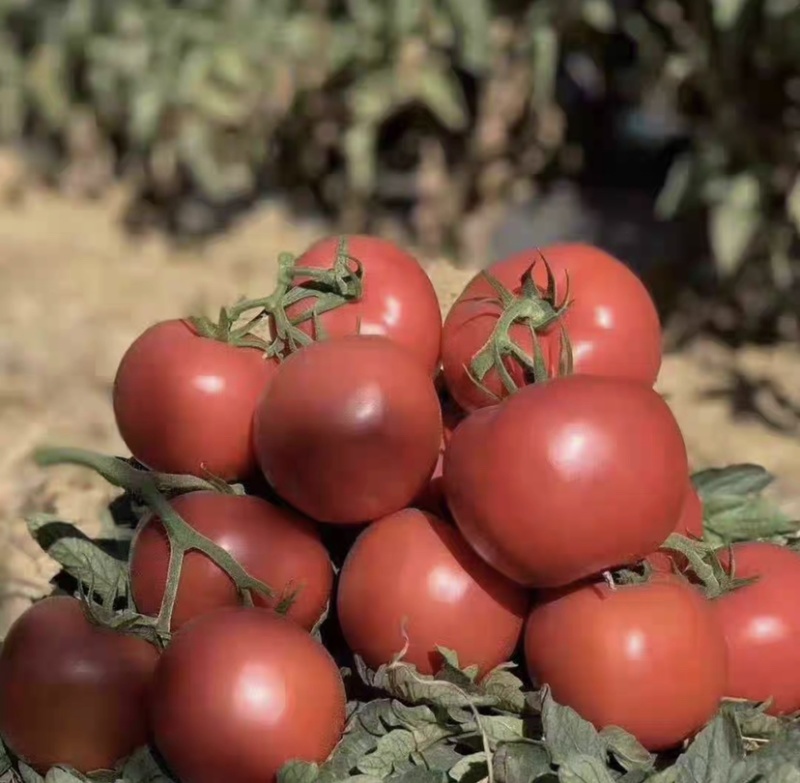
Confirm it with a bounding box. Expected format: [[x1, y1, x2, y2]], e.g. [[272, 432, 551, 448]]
[[1, 235, 799, 783]]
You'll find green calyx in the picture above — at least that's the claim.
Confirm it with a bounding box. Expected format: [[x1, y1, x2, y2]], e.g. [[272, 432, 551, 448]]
[[191, 235, 365, 359], [468, 255, 574, 400], [33, 446, 293, 646]]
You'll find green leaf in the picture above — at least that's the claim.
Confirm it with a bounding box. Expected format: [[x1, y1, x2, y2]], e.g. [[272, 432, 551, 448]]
[[581, 0, 616, 32], [448, 753, 487, 783], [692, 465, 775, 498], [656, 154, 697, 220], [393, 0, 424, 37], [441, 0, 491, 72], [117, 746, 174, 782], [460, 716, 525, 748], [711, 0, 751, 30], [709, 173, 762, 278], [18, 764, 44, 783], [0, 739, 11, 777], [732, 726, 800, 782], [412, 62, 468, 131], [278, 762, 320, 783], [27, 515, 129, 603], [482, 665, 527, 714], [672, 712, 744, 783], [540, 689, 605, 766], [530, 25, 559, 109], [43, 770, 90, 783], [356, 725, 453, 777], [598, 727, 654, 772], [703, 494, 798, 545], [558, 755, 616, 783], [493, 741, 552, 783], [787, 175, 800, 234], [391, 771, 448, 783]]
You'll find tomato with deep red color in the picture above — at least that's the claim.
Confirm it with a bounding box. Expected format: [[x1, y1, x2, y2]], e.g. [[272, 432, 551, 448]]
[[442, 244, 662, 411], [444, 375, 688, 588], [285, 235, 442, 374], [130, 491, 333, 631], [712, 542, 800, 715], [114, 319, 278, 480], [525, 575, 727, 751], [254, 335, 442, 524], [0, 596, 159, 774], [151, 607, 346, 783], [648, 481, 704, 573], [337, 509, 529, 675]]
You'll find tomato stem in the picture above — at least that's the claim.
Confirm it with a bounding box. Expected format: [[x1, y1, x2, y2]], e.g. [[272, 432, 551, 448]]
[[33, 447, 289, 634], [468, 254, 574, 396]]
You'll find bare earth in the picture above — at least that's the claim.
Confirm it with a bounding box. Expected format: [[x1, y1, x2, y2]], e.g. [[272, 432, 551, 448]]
[[2, 172, 800, 635]]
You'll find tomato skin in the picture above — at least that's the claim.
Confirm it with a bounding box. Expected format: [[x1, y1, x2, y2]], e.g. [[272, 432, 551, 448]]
[[113, 320, 278, 480], [130, 492, 333, 631], [285, 235, 442, 374], [442, 244, 662, 411], [0, 596, 159, 774], [525, 576, 727, 751], [151, 607, 346, 783], [712, 543, 800, 715], [254, 335, 442, 524], [444, 375, 688, 588], [413, 401, 463, 517], [337, 509, 528, 675], [648, 482, 704, 573]]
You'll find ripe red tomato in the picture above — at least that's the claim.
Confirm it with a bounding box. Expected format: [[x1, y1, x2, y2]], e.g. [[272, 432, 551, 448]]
[[254, 335, 442, 524], [284, 235, 442, 374], [337, 509, 529, 675], [712, 542, 800, 715], [444, 375, 688, 588], [114, 319, 278, 480], [442, 244, 662, 411], [151, 607, 346, 783], [648, 481, 704, 573], [525, 575, 727, 751], [130, 491, 333, 631], [0, 596, 159, 773]]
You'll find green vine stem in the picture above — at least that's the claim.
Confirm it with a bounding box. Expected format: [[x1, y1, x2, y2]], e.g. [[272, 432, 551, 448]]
[[34, 447, 286, 638], [190, 236, 364, 358], [468, 254, 574, 397]]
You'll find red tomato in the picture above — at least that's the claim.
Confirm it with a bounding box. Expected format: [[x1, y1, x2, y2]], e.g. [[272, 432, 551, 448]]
[[525, 575, 727, 751], [151, 607, 346, 783], [253, 335, 442, 524], [284, 235, 442, 374], [648, 482, 704, 573], [130, 491, 333, 631], [444, 375, 688, 588], [442, 244, 662, 411], [0, 596, 159, 773], [114, 320, 278, 480], [712, 542, 800, 715], [337, 509, 529, 675]]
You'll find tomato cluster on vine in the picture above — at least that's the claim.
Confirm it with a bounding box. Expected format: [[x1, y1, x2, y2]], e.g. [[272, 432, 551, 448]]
[[2, 235, 799, 783]]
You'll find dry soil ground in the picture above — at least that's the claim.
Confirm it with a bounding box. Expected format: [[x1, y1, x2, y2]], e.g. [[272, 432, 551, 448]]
[[2, 169, 800, 635]]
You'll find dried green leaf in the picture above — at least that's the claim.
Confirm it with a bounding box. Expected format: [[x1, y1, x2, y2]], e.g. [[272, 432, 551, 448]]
[[0, 740, 10, 778], [672, 712, 744, 783], [117, 746, 174, 782], [27, 515, 129, 602], [278, 761, 320, 783], [598, 727, 654, 772], [709, 173, 762, 278], [558, 755, 616, 783], [448, 753, 487, 783], [731, 725, 800, 782], [356, 724, 453, 777], [540, 689, 606, 766], [482, 664, 527, 714], [391, 771, 448, 783], [18, 764, 44, 783], [43, 769, 91, 783], [492, 741, 552, 783]]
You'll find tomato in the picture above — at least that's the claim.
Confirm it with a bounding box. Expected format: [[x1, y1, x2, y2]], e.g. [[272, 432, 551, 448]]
[[337, 509, 529, 675], [525, 575, 727, 751], [441, 243, 662, 411], [151, 607, 346, 783], [648, 482, 704, 573], [130, 491, 333, 631], [254, 335, 442, 524], [712, 542, 800, 715], [0, 596, 158, 773], [284, 235, 442, 374], [114, 320, 278, 481], [444, 375, 688, 588]]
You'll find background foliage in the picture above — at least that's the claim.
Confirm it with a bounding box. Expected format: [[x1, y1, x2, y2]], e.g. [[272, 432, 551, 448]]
[[0, 0, 798, 337]]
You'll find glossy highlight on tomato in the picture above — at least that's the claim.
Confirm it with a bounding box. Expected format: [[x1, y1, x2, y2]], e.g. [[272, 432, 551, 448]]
[[130, 491, 333, 630], [0, 596, 159, 774], [442, 243, 662, 411], [712, 542, 800, 715], [254, 334, 442, 524], [525, 575, 727, 750], [285, 234, 442, 374], [113, 319, 278, 480], [337, 509, 529, 675], [151, 607, 346, 783], [444, 374, 688, 587]]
